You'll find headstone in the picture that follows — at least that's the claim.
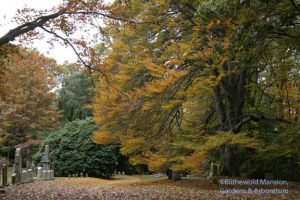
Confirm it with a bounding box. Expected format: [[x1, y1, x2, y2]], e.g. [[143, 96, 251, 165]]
[[85, 173, 88, 177], [208, 162, 218, 184], [27, 169, 33, 182], [42, 145, 50, 172], [50, 170, 54, 179], [80, 172, 84, 177], [72, 174, 75, 177], [11, 164, 16, 185], [31, 160, 36, 172], [46, 170, 51, 179], [26, 161, 30, 169], [2, 164, 8, 186], [35, 145, 55, 180], [42, 170, 47, 179], [68, 174, 71, 177], [37, 167, 42, 179], [13, 148, 22, 184], [21, 170, 27, 183]]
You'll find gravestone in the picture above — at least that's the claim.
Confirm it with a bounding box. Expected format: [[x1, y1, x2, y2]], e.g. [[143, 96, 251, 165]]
[[23, 160, 32, 183], [2, 164, 8, 187], [31, 160, 36, 172], [208, 162, 218, 184], [11, 164, 16, 185], [21, 170, 28, 183], [42, 170, 47, 179], [35, 145, 55, 180], [42, 145, 50, 173], [12, 148, 22, 185], [27, 169, 33, 182], [47, 170, 51, 179], [50, 170, 54, 179], [37, 167, 42, 179], [26, 161, 30, 170]]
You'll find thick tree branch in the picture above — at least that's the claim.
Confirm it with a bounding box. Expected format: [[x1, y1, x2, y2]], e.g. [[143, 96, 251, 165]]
[[0, 8, 140, 47], [233, 114, 295, 133], [0, 10, 65, 46], [271, 30, 300, 39], [289, 0, 300, 13]]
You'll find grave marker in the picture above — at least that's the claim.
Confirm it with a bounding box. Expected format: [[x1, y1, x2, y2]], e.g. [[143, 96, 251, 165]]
[[208, 162, 218, 184]]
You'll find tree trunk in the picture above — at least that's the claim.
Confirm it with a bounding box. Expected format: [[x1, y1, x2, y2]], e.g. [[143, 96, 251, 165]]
[[166, 169, 172, 180], [213, 67, 248, 176], [219, 143, 239, 176], [171, 171, 181, 181]]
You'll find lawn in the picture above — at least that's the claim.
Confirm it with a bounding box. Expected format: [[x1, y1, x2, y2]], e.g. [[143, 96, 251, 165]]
[[0, 175, 299, 200]]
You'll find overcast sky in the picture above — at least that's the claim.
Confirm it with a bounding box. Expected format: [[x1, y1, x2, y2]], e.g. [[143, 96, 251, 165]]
[[0, 0, 107, 64]]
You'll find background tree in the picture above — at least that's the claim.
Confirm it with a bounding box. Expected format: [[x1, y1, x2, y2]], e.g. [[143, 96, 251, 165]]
[[0, 46, 59, 158], [58, 70, 94, 121], [35, 118, 118, 178]]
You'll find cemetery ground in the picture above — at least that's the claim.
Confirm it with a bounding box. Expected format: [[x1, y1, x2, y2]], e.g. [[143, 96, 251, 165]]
[[1, 175, 300, 200]]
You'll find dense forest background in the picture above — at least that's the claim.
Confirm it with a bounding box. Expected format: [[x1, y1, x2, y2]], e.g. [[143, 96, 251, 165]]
[[0, 0, 300, 181]]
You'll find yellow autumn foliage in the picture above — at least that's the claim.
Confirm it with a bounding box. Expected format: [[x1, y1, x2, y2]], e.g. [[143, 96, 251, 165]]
[[93, 130, 119, 144], [147, 153, 169, 172], [121, 137, 146, 155]]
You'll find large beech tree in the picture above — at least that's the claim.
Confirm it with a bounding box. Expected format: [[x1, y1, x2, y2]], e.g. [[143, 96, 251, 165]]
[[92, 0, 300, 178]]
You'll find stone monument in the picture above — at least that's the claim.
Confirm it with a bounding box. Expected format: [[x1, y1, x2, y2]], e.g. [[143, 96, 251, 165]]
[[12, 148, 22, 185], [208, 162, 218, 184], [35, 145, 54, 180]]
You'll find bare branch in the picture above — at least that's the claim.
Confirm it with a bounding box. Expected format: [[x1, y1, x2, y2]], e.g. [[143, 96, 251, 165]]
[[39, 26, 91, 67]]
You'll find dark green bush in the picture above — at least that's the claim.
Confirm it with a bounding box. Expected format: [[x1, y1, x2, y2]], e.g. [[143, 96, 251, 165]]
[[35, 118, 118, 178]]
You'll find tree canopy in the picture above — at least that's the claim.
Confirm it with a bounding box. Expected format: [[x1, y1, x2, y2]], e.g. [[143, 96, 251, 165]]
[[0, 45, 59, 153], [92, 0, 300, 179], [58, 70, 94, 121], [35, 118, 118, 178]]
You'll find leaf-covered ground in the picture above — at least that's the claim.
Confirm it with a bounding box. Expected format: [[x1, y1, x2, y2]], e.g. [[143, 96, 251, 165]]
[[1, 176, 299, 200]]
